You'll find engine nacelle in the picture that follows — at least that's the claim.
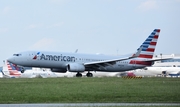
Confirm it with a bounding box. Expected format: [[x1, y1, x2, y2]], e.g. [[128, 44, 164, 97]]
[[67, 63, 85, 72], [51, 68, 67, 73]]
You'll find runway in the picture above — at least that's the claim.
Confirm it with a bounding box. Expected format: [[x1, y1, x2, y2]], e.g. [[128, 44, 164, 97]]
[[0, 103, 180, 107]]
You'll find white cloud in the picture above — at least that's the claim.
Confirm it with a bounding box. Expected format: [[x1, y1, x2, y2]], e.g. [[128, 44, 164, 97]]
[[3, 6, 11, 14], [138, 0, 158, 11], [29, 38, 56, 50]]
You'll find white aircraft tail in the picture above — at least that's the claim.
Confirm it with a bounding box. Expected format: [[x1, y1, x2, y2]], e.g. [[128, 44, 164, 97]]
[[6, 61, 21, 76], [134, 29, 160, 59]]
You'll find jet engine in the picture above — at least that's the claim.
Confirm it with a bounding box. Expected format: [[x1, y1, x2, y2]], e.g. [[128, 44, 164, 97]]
[[51, 68, 67, 73], [67, 63, 85, 72]]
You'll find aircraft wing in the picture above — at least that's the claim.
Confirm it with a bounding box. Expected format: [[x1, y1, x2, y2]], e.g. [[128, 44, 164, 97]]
[[84, 56, 134, 69], [84, 46, 142, 68], [85, 56, 135, 66]]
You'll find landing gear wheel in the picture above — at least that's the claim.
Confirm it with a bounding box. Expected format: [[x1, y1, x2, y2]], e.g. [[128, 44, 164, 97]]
[[76, 72, 82, 77], [86, 73, 93, 77], [21, 68, 25, 73], [162, 71, 167, 77]]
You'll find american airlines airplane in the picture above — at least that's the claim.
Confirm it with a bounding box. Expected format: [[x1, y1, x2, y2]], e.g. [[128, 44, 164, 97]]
[[2, 61, 57, 78], [2, 61, 26, 78], [7, 29, 163, 77]]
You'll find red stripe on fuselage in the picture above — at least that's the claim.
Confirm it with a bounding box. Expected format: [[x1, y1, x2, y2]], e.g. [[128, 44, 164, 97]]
[[138, 54, 153, 59], [129, 60, 152, 66]]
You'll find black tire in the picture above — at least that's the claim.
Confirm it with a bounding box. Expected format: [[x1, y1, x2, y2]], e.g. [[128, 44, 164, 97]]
[[86, 73, 93, 77], [76, 73, 82, 77], [21, 70, 24, 73]]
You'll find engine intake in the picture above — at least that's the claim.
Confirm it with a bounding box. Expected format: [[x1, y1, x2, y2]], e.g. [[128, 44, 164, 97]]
[[67, 63, 85, 72]]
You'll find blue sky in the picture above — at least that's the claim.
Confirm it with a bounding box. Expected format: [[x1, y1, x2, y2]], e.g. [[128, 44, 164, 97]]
[[0, 0, 180, 65]]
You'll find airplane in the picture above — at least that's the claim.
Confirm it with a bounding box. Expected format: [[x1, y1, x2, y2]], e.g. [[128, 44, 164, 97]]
[[143, 62, 180, 77], [2, 61, 23, 78], [21, 68, 58, 78], [168, 72, 180, 77], [7, 29, 166, 77], [2, 61, 57, 78]]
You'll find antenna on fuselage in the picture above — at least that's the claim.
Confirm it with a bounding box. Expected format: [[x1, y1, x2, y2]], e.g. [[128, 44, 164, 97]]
[[75, 49, 78, 53]]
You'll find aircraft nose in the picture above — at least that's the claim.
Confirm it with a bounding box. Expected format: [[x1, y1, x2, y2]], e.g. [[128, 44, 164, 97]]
[[7, 57, 15, 63]]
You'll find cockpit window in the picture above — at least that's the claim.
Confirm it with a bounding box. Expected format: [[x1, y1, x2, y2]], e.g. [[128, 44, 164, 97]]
[[13, 54, 22, 56]]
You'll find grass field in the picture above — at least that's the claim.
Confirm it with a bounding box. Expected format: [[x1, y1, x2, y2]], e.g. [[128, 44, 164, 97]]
[[0, 77, 179, 104]]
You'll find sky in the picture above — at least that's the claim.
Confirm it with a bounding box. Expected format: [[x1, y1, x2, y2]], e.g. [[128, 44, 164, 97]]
[[0, 0, 180, 65]]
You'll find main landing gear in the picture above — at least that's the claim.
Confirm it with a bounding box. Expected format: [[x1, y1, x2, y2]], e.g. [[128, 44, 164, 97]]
[[20, 67, 25, 73], [76, 72, 82, 77], [75, 71, 93, 77], [86, 71, 93, 77]]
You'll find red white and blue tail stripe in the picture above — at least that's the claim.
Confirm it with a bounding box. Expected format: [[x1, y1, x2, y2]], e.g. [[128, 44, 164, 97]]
[[7, 61, 21, 76], [137, 29, 160, 59]]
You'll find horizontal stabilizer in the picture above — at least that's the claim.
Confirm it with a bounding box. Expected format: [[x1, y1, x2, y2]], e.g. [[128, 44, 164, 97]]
[[144, 58, 172, 62]]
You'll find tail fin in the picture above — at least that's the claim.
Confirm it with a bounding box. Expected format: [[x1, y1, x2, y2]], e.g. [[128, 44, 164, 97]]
[[137, 29, 160, 59], [6, 61, 21, 76]]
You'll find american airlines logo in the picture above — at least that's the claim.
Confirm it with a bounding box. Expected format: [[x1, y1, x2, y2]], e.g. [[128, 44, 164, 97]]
[[33, 52, 75, 62], [33, 52, 40, 59]]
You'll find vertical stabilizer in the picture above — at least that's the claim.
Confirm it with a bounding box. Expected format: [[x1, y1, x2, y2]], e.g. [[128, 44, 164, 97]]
[[7, 61, 21, 76], [137, 29, 160, 59]]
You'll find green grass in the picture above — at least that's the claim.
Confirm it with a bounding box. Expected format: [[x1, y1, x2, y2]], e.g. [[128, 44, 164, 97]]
[[0, 77, 179, 103]]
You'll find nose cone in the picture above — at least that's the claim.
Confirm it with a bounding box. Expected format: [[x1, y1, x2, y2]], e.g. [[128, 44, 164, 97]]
[[7, 57, 15, 63]]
